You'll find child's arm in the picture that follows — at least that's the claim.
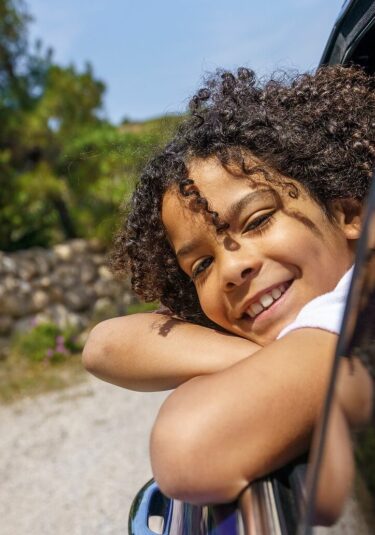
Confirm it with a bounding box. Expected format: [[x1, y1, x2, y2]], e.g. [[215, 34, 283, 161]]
[[82, 312, 260, 391], [150, 328, 340, 504]]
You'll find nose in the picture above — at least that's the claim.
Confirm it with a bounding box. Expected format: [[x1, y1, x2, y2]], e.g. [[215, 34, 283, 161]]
[[219, 249, 261, 292]]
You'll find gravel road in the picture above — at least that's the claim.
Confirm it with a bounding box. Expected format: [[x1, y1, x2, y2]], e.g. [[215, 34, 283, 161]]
[[0, 374, 168, 535], [1, 373, 370, 535]]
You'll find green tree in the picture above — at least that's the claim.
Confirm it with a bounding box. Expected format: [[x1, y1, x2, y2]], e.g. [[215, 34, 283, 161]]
[[0, 0, 182, 251], [0, 0, 52, 249], [0, 0, 108, 249]]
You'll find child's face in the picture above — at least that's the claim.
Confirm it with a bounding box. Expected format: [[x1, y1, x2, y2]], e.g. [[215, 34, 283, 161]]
[[162, 157, 358, 345]]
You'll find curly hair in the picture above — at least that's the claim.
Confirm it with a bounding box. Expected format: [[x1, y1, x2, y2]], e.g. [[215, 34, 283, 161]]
[[111, 65, 375, 327]]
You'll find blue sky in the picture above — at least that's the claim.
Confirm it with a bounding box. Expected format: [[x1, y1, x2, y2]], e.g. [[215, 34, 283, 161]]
[[28, 0, 344, 123]]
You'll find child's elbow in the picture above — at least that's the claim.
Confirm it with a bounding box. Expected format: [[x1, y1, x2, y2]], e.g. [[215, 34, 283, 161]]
[[82, 320, 111, 375], [150, 382, 248, 504]]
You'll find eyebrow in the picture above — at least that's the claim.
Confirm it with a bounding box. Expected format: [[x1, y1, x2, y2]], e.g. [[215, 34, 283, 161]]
[[176, 239, 203, 259], [175, 189, 275, 259], [222, 189, 275, 221]]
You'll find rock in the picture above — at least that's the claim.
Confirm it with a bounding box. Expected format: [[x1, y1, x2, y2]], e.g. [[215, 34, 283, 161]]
[[88, 238, 106, 253], [30, 290, 49, 312], [47, 304, 87, 330], [93, 297, 113, 313], [43, 249, 58, 269], [70, 239, 89, 254], [93, 279, 122, 298], [52, 265, 79, 288], [98, 265, 113, 280], [13, 316, 35, 334], [0, 255, 16, 273], [92, 254, 105, 266], [64, 288, 93, 312], [0, 315, 12, 335], [92, 297, 118, 321], [75, 328, 90, 348], [0, 337, 10, 360], [19, 281, 32, 294], [122, 292, 137, 306], [18, 259, 38, 281], [0, 293, 30, 317], [33, 311, 53, 326], [31, 252, 51, 275], [49, 286, 65, 303], [38, 276, 51, 289], [79, 262, 97, 284], [3, 276, 18, 291], [53, 243, 73, 261], [0, 239, 131, 345]]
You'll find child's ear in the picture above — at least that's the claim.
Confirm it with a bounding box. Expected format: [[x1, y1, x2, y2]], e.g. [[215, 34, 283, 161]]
[[331, 199, 362, 240]]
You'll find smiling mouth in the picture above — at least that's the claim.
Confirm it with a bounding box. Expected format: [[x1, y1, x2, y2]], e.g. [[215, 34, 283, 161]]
[[241, 280, 293, 320]]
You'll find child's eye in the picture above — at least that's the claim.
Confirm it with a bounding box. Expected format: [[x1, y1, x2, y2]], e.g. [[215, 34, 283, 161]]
[[192, 257, 213, 279], [243, 211, 275, 233]]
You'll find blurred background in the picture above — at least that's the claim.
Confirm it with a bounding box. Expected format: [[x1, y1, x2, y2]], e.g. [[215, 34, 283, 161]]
[[0, 0, 346, 398], [2, 0, 343, 253], [0, 0, 343, 392]]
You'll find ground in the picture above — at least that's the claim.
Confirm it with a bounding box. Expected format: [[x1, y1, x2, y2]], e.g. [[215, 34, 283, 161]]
[[0, 372, 167, 535]]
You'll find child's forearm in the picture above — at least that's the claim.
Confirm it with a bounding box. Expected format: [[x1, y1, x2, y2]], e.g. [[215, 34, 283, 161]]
[[150, 328, 338, 504], [82, 312, 260, 391]]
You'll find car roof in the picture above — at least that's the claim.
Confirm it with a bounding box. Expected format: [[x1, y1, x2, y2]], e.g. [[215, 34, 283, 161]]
[[319, 0, 375, 73]]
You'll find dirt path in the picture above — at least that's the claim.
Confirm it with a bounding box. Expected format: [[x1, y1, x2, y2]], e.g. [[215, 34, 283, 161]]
[[0, 374, 168, 535]]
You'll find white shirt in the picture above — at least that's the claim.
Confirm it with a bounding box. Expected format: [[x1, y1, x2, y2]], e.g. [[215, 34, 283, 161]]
[[277, 267, 353, 339]]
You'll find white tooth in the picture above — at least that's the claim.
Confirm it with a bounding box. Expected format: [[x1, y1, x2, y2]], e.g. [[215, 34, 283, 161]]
[[251, 302, 263, 315], [260, 293, 274, 308], [279, 284, 286, 293], [271, 288, 282, 299], [248, 309, 256, 318]]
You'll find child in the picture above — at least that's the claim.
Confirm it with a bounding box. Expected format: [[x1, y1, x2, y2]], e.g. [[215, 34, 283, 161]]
[[83, 66, 374, 505]]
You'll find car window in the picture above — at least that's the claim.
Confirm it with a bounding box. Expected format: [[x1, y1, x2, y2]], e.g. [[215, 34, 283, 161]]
[[302, 175, 375, 534]]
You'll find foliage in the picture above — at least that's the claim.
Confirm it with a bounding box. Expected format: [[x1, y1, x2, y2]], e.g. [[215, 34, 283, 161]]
[[0, 346, 85, 403], [126, 301, 159, 314], [0, 0, 182, 251], [12, 322, 82, 363]]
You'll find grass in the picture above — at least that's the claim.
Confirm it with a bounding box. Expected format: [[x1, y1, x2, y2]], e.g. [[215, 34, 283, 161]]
[[0, 350, 87, 404], [0, 301, 158, 404], [126, 301, 159, 314]]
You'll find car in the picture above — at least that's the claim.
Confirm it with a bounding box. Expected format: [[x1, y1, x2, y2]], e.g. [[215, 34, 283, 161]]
[[129, 2, 375, 533]]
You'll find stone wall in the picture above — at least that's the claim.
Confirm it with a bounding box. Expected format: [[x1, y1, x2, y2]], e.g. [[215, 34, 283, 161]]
[[0, 240, 137, 352]]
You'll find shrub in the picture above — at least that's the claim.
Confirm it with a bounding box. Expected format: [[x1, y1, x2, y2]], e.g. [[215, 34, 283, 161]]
[[12, 322, 82, 363], [126, 301, 159, 314]]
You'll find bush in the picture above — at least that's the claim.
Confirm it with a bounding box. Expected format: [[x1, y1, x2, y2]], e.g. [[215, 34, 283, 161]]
[[126, 301, 159, 314], [12, 322, 82, 363]]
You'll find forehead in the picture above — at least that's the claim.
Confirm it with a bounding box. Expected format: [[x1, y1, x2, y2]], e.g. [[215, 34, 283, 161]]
[[163, 156, 281, 215], [162, 157, 281, 243], [187, 156, 266, 202]]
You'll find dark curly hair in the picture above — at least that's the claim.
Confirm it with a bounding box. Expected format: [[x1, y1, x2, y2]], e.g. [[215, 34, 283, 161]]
[[111, 66, 375, 327]]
